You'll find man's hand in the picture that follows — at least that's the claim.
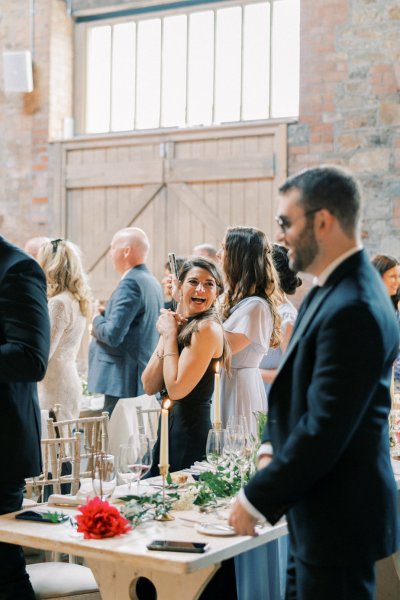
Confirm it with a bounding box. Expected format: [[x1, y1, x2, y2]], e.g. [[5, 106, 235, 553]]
[[228, 498, 258, 536]]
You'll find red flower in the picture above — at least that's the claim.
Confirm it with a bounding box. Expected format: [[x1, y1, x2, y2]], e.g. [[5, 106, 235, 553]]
[[76, 497, 132, 539]]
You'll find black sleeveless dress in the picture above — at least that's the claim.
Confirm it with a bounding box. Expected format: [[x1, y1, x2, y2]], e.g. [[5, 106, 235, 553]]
[[148, 355, 219, 477]]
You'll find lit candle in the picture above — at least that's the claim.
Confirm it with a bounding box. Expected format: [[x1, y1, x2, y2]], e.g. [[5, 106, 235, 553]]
[[214, 362, 221, 427], [159, 398, 171, 469]]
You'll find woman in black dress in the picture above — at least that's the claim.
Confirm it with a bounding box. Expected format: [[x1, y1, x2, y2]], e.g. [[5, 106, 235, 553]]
[[142, 257, 230, 476]]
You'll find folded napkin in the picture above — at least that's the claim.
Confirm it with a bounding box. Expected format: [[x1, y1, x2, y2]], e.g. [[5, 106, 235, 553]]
[[48, 481, 95, 506]]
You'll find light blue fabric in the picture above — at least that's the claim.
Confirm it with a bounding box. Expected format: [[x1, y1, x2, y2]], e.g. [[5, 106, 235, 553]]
[[235, 536, 289, 600], [88, 264, 163, 398], [259, 301, 297, 403]]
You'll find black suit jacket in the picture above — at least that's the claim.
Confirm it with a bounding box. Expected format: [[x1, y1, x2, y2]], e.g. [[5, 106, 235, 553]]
[[245, 250, 399, 566], [0, 237, 50, 482]]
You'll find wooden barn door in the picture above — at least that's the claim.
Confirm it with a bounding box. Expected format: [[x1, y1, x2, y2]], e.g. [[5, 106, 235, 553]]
[[52, 121, 287, 300]]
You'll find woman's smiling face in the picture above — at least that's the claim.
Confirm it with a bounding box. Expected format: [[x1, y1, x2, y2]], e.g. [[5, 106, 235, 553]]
[[180, 267, 218, 316]]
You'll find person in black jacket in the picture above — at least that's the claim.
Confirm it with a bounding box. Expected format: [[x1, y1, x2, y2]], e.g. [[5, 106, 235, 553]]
[[0, 236, 50, 600], [229, 166, 399, 600]]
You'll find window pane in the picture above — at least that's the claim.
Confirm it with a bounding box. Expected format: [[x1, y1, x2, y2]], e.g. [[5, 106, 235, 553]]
[[242, 2, 270, 120], [111, 22, 136, 132], [136, 19, 161, 129], [187, 11, 214, 126], [162, 15, 187, 127], [271, 0, 300, 117], [214, 6, 241, 124], [86, 26, 111, 133]]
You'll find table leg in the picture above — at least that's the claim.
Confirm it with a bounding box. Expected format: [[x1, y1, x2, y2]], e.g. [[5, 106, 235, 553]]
[[86, 558, 220, 600]]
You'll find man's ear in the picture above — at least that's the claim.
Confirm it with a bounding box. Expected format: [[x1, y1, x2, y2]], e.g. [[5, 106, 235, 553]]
[[315, 208, 334, 236]]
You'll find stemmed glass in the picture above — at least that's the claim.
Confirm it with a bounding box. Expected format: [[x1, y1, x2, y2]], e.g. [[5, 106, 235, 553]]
[[117, 435, 151, 494], [206, 429, 226, 468], [226, 415, 253, 486], [92, 453, 116, 501]]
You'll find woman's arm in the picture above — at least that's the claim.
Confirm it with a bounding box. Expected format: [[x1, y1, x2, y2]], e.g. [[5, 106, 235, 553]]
[[163, 320, 222, 400], [141, 336, 165, 395], [223, 330, 250, 355]]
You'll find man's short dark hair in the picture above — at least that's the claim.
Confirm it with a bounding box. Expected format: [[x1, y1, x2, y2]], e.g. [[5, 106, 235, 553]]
[[279, 165, 362, 235]]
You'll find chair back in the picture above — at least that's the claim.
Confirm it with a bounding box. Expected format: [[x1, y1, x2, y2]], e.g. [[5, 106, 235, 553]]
[[136, 406, 160, 446], [25, 433, 81, 500], [47, 412, 109, 478]]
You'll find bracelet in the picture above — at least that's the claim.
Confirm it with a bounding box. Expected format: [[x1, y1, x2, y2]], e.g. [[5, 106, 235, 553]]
[[156, 350, 177, 360]]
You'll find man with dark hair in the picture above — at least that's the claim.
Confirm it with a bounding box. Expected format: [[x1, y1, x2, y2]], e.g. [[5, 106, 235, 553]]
[[229, 165, 399, 599], [0, 235, 50, 599]]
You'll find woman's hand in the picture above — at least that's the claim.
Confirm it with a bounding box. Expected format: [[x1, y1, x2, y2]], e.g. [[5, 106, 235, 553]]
[[156, 311, 179, 337]]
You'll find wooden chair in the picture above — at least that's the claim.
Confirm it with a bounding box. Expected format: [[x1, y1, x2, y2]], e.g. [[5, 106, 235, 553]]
[[24, 433, 100, 600], [47, 411, 109, 479], [25, 433, 81, 502]]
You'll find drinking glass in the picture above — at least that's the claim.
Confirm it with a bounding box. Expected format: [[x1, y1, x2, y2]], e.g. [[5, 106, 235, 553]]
[[206, 429, 226, 468], [92, 453, 116, 500], [227, 414, 249, 437], [119, 435, 151, 494]]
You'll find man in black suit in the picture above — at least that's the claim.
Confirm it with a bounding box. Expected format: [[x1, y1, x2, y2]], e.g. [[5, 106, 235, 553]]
[[229, 166, 399, 599], [0, 236, 50, 600]]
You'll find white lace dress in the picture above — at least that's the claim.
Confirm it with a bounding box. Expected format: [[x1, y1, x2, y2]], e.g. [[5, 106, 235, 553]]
[[38, 291, 86, 421]]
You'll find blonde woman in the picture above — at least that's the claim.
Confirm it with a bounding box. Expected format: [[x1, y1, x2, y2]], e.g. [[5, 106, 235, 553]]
[[37, 239, 91, 420]]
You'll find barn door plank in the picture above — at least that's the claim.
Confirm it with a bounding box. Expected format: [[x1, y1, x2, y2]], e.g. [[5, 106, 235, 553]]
[[87, 183, 164, 273], [168, 183, 226, 240]]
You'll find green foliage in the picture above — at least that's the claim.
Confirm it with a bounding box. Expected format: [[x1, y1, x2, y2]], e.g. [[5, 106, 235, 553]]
[[119, 491, 180, 526], [194, 466, 248, 506], [254, 410, 268, 443]]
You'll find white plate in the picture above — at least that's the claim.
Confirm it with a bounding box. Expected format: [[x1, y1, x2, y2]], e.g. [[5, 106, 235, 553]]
[[196, 523, 237, 537]]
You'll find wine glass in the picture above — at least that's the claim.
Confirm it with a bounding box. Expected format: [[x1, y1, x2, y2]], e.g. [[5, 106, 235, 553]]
[[118, 435, 151, 494], [206, 429, 226, 468], [92, 453, 116, 501], [227, 414, 249, 437]]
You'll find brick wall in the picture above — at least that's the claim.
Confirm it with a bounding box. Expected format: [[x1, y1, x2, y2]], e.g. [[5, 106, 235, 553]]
[[289, 0, 400, 257], [0, 0, 72, 246], [1, 0, 399, 257]]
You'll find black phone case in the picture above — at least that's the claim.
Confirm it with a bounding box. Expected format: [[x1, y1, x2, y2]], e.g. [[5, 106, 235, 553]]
[[147, 542, 207, 553], [15, 510, 68, 524]]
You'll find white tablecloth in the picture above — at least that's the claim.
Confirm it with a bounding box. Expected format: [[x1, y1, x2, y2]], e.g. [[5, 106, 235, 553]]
[[108, 394, 160, 457]]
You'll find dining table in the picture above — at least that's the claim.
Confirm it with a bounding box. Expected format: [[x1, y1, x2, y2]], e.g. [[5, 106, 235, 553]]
[[0, 483, 287, 600], [1, 471, 399, 600]]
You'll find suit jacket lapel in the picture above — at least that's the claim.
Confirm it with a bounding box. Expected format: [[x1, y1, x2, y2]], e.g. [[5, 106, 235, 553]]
[[276, 285, 331, 375], [275, 250, 365, 377]]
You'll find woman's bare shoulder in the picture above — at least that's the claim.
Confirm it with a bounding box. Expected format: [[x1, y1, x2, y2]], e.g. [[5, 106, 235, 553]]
[[197, 318, 223, 335]]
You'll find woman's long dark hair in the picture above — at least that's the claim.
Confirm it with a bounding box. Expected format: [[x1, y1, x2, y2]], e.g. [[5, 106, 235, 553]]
[[221, 226, 281, 348], [371, 254, 400, 311], [176, 257, 231, 370]]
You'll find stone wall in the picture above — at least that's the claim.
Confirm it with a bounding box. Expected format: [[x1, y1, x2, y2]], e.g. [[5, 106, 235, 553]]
[[289, 0, 400, 257], [0, 0, 72, 246]]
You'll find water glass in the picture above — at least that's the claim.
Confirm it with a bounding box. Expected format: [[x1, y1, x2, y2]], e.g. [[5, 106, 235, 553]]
[[92, 453, 116, 500], [206, 429, 226, 468]]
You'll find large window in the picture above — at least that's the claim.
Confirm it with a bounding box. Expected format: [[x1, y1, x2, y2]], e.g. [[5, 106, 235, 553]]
[[83, 0, 300, 133]]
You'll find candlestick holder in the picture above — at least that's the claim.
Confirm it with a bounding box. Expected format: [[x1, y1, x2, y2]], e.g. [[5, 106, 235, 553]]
[[213, 421, 222, 431], [155, 464, 174, 521]]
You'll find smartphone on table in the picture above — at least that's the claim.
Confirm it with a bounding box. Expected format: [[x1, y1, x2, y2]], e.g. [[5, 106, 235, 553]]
[[146, 540, 208, 553]]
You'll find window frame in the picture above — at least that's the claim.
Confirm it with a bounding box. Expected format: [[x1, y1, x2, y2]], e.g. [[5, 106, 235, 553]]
[[74, 0, 299, 136]]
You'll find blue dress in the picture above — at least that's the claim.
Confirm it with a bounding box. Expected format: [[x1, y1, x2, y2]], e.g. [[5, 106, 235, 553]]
[[235, 302, 297, 600]]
